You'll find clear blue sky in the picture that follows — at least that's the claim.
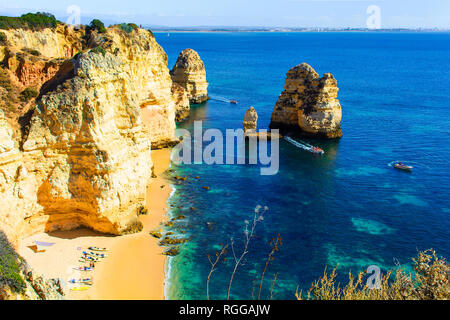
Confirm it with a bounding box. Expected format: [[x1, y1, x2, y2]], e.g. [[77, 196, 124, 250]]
[[1, 0, 449, 28]]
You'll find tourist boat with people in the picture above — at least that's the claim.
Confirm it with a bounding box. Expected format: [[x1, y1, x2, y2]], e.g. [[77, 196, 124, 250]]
[[394, 162, 413, 172], [311, 146, 325, 155]]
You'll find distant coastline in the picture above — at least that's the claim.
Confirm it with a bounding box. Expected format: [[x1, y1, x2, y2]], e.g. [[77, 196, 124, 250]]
[[151, 27, 450, 33]]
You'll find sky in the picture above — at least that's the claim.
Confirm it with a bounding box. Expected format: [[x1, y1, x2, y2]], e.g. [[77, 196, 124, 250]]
[[1, 0, 450, 29]]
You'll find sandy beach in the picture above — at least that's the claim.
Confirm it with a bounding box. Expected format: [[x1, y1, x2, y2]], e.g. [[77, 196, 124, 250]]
[[17, 149, 173, 300]]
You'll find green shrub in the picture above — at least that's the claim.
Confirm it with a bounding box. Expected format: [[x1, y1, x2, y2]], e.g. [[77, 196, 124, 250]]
[[297, 249, 450, 300], [20, 87, 38, 102], [90, 46, 106, 57], [87, 19, 106, 33], [119, 23, 139, 33], [0, 12, 59, 30], [0, 233, 26, 294], [22, 48, 41, 56]]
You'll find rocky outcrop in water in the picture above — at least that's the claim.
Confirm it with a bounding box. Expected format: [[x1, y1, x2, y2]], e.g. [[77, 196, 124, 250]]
[[242, 106, 281, 140], [170, 49, 209, 107], [269, 63, 343, 139], [243, 107, 258, 133], [0, 24, 183, 244]]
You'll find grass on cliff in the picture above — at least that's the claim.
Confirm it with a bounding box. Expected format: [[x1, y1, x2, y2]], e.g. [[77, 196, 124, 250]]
[[0, 232, 26, 295], [90, 46, 107, 57], [20, 87, 39, 102], [0, 12, 59, 30]]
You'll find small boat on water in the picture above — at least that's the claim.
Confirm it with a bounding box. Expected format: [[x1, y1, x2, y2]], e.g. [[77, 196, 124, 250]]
[[284, 137, 325, 155], [311, 146, 325, 155], [394, 162, 413, 172], [230, 100, 238, 105]]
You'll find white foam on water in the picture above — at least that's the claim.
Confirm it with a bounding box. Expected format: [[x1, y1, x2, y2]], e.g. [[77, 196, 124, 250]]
[[209, 94, 231, 103], [284, 136, 324, 154]]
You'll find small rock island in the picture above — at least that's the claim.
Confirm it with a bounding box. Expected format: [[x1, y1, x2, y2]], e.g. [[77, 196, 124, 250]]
[[243, 106, 258, 133], [170, 48, 209, 105], [242, 106, 281, 140], [269, 63, 343, 139]]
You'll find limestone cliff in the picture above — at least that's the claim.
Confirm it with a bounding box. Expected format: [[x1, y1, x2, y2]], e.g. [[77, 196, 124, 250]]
[[172, 82, 190, 122], [0, 24, 83, 61], [170, 48, 209, 108], [0, 25, 84, 137], [0, 25, 182, 244], [270, 63, 343, 139]]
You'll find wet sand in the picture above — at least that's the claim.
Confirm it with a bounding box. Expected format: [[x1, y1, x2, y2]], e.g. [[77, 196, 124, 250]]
[[17, 149, 172, 300]]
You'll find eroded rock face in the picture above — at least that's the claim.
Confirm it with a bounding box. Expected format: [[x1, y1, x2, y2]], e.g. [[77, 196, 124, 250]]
[[0, 26, 84, 137], [269, 63, 343, 139], [0, 26, 182, 243], [170, 49, 209, 105], [172, 82, 190, 122], [0, 24, 83, 62], [243, 107, 258, 133]]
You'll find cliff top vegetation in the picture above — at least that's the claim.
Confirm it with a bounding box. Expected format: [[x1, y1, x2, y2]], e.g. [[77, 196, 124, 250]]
[[0, 12, 59, 30]]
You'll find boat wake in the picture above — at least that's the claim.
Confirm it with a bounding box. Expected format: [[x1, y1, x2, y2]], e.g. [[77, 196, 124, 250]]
[[284, 136, 324, 154], [209, 94, 232, 104]]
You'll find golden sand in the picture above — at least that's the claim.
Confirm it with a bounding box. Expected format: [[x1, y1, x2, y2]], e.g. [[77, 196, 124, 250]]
[[17, 149, 172, 300]]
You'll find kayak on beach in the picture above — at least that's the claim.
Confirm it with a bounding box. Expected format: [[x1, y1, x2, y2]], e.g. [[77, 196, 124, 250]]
[[82, 251, 103, 259], [73, 266, 93, 272], [79, 258, 98, 264], [68, 278, 92, 285], [70, 286, 90, 291], [88, 251, 107, 258], [88, 246, 108, 252]]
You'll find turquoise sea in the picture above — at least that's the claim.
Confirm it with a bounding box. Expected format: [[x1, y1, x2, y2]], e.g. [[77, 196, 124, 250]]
[[155, 32, 450, 300]]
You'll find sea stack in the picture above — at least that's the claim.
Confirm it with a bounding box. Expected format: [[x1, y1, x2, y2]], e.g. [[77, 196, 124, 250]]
[[269, 63, 343, 139], [170, 49, 209, 105], [243, 106, 258, 133]]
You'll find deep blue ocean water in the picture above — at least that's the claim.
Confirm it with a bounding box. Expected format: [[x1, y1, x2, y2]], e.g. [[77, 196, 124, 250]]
[[154, 32, 450, 300]]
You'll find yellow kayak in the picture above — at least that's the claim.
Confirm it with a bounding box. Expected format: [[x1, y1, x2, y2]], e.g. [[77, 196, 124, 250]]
[[70, 286, 90, 291]]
